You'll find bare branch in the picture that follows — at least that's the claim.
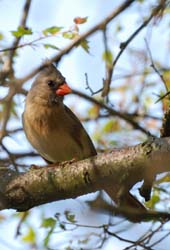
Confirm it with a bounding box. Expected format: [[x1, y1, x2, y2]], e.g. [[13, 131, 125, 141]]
[[0, 94, 13, 142], [17, 0, 135, 85], [145, 38, 168, 93], [7, 0, 32, 71], [0, 0, 32, 142], [73, 89, 151, 135], [102, 2, 165, 97]]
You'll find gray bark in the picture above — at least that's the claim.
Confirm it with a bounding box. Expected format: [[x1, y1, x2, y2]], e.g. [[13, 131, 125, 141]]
[[0, 136, 170, 211]]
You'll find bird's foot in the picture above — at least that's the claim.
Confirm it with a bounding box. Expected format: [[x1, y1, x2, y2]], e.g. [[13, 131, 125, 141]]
[[30, 164, 43, 170], [60, 158, 77, 167], [30, 159, 77, 170]]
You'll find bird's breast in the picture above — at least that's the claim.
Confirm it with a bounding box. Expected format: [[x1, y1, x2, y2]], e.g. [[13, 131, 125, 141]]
[[23, 106, 88, 163]]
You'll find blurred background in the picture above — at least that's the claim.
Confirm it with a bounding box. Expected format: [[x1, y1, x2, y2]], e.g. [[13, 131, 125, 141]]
[[0, 0, 170, 249]]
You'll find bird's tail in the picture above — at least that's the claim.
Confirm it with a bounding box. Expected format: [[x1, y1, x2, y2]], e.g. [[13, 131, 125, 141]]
[[122, 191, 146, 210], [105, 186, 146, 211]]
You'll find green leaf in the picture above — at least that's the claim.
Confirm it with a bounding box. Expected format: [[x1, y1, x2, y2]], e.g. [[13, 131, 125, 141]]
[[102, 50, 113, 65], [102, 120, 120, 133], [155, 174, 170, 184], [22, 227, 36, 243], [43, 43, 60, 50], [41, 217, 56, 228], [65, 247, 72, 250], [43, 26, 63, 35], [41, 218, 56, 247], [88, 105, 100, 119], [79, 39, 90, 53], [62, 31, 77, 39], [65, 211, 76, 223], [78, 238, 89, 244], [0, 33, 4, 40], [163, 70, 170, 89], [164, 7, 170, 14], [11, 26, 32, 38], [145, 190, 160, 209]]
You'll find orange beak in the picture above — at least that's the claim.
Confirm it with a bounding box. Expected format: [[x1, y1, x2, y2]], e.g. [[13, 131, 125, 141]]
[[56, 83, 72, 96]]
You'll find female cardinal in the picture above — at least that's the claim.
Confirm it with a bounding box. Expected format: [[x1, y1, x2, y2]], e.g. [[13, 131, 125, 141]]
[[23, 64, 145, 211]]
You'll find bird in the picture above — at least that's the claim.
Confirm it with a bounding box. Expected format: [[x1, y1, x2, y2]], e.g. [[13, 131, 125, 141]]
[[23, 64, 146, 212]]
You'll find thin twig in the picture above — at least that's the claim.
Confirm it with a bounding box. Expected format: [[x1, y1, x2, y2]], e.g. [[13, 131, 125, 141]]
[[145, 38, 168, 94], [8, 0, 32, 70], [0, 142, 18, 171], [15, 212, 28, 237], [0, 0, 32, 143], [84, 73, 102, 95], [102, 28, 113, 102], [0, 34, 60, 53], [80, 112, 162, 122], [150, 231, 170, 248], [0, 95, 13, 142], [73, 89, 152, 135], [145, 37, 170, 138], [106, 228, 155, 250], [18, 0, 135, 85], [1, 152, 39, 163], [102, 2, 165, 97]]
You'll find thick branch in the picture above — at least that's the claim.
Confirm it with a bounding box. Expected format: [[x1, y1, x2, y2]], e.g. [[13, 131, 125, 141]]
[[0, 137, 170, 212]]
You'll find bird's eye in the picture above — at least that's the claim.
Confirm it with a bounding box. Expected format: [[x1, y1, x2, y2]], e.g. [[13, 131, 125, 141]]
[[47, 80, 55, 87]]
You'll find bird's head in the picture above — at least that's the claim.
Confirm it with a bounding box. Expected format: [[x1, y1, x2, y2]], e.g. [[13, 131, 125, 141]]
[[29, 64, 72, 106]]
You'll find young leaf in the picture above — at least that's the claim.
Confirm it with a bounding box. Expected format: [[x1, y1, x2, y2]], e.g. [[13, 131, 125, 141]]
[[62, 31, 77, 39], [0, 33, 4, 40], [43, 43, 60, 50], [145, 190, 160, 209], [163, 70, 170, 89], [102, 120, 120, 133], [22, 227, 36, 243], [11, 26, 32, 38], [102, 50, 113, 65], [88, 105, 100, 119], [41, 217, 56, 228], [78, 39, 90, 53], [155, 174, 170, 184], [78, 238, 89, 244], [43, 26, 63, 36], [74, 16, 88, 24], [65, 211, 76, 223]]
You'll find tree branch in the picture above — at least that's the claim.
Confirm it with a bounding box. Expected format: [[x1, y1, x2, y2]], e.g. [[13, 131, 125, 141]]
[[17, 0, 135, 85], [7, 0, 32, 71], [73, 89, 151, 135], [1, 136, 170, 216], [0, 0, 32, 142], [102, 1, 165, 97]]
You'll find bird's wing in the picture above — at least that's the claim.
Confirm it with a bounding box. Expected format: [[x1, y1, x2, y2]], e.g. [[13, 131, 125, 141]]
[[64, 105, 97, 157]]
